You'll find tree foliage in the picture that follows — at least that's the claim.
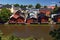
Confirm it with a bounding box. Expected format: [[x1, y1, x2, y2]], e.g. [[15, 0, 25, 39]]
[[14, 4, 20, 7], [20, 5, 27, 9], [0, 8, 11, 23], [52, 4, 59, 14], [28, 5, 33, 8], [35, 3, 41, 9], [44, 6, 47, 8], [49, 28, 60, 40], [20, 5, 24, 8]]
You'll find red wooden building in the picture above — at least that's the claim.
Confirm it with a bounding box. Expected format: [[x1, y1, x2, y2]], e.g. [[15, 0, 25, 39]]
[[26, 18, 37, 24], [38, 14, 49, 23], [9, 10, 25, 24], [53, 15, 60, 23], [39, 8, 52, 16], [26, 12, 37, 24]]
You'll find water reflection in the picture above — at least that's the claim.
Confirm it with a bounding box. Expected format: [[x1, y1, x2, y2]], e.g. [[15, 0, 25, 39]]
[[0, 24, 59, 40]]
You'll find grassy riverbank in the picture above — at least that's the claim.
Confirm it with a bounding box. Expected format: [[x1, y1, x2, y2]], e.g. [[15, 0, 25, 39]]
[[0, 23, 50, 27]]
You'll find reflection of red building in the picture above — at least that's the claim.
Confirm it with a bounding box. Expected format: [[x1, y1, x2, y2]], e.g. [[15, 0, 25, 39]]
[[9, 10, 25, 24]]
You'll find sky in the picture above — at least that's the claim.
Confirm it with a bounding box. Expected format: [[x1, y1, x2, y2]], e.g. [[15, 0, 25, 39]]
[[0, 0, 60, 6]]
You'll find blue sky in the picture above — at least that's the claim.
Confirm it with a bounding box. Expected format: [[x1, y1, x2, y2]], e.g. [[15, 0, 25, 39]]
[[0, 0, 60, 6]]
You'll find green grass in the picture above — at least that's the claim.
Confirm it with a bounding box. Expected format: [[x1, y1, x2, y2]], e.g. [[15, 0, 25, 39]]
[[1, 35, 42, 40], [0, 24, 50, 27]]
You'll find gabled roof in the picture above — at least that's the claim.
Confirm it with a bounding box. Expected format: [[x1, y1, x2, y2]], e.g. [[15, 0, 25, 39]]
[[0, 4, 12, 9], [10, 10, 25, 19], [38, 14, 49, 18], [0, 4, 3, 9], [2, 5, 12, 8], [39, 8, 52, 11], [13, 7, 21, 10]]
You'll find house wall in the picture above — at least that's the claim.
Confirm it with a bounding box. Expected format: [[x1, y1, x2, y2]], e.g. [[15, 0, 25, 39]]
[[26, 19, 33, 23], [57, 17, 60, 22], [9, 20, 16, 23], [46, 10, 50, 15], [38, 16, 48, 23], [16, 18, 24, 23], [39, 10, 51, 15], [40, 10, 46, 14], [41, 18, 48, 22], [9, 18, 24, 23]]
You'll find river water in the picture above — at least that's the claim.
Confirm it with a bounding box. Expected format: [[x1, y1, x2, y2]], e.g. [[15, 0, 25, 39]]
[[0, 24, 59, 40]]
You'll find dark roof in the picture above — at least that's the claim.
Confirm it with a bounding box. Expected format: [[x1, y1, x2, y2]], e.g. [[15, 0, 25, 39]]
[[54, 14, 60, 17], [31, 18, 37, 20], [14, 7, 20, 10], [27, 15, 37, 20], [15, 10, 21, 14], [10, 10, 25, 19], [0, 4, 12, 9], [21, 8, 27, 10], [10, 17, 16, 21], [0, 4, 3, 9], [2, 5, 12, 8], [15, 10, 25, 16], [0, 7, 2, 9], [17, 16, 25, 20], [38, 14, 49, 18]]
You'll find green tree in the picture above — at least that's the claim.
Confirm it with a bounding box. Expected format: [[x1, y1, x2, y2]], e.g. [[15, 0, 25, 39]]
[[28, 5, 33, 8], [20, 5, 27, 9], [0, 8, 11, 23], [14, 4, 20, 7], [0, 30, 3, 40], [52, 4, 58, 14], [9, 35, 15, 40], [15, 37, 20, 40], [35, 3, 41, 9], [23, 5, 27, 9], [49, 28, 60, 40], [44, 6, 47, 8], [20, 5, 24, 8]]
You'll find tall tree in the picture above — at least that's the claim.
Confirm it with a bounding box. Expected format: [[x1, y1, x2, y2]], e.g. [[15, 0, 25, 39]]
[[49, 28, 60, 40], [20, 5, 27, 9], [35, 3, 41, 9], [9, 35, 15, 40], [14, 4, 20, 7], [52, 4, 58, 14], [44, 6, 47, 8], [20, 5, 24, 8], [28, 4, 33, 8], [23, 5, 27, 9], [0, 8, 12, 23]]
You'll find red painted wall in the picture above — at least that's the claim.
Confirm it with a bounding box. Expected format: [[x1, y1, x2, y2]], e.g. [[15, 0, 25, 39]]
[[26, 19, 33, 23], [16, 18, 24, 23], [39, 10, 51, 15], [57, 18, 60, 22]]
